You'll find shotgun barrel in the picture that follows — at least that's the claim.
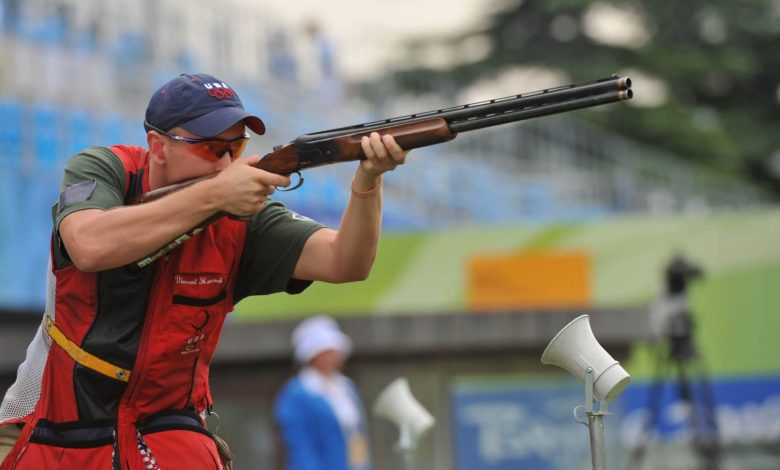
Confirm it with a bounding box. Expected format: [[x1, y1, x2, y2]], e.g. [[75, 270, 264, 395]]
[[294, 76, 631, 142], [285, 75, 631, 172]]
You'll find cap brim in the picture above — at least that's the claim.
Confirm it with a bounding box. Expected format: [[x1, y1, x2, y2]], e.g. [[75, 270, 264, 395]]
[[180, 107, 266, 137]]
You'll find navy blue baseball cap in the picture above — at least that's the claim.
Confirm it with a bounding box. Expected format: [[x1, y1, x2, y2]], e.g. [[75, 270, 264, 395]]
[[144, 73, 265, 137]]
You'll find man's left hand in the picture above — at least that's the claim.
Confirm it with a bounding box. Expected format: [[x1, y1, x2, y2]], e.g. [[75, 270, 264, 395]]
[[355, 132, 408, 190]]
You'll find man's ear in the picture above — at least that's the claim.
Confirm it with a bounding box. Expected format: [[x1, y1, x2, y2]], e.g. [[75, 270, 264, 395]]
[[147, 131, 167, 164]]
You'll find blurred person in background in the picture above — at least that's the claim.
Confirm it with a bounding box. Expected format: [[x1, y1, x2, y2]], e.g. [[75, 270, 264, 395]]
[[0, 73, 406, 469], [274, 316, 371, 470], [269, 29, 299, 85], [302, 20, 344, 103]]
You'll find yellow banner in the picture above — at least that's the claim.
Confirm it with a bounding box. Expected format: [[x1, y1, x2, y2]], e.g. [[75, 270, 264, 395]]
[[468, 251, 591, 311]]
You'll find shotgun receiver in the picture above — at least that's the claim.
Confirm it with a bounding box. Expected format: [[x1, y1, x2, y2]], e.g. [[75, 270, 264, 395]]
[[131, 75, 632, 267]]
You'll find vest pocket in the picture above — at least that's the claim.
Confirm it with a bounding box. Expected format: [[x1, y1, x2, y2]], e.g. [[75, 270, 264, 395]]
[[19, 419, 115, 469], [172, 291, 227, 306], [137, 410, 222, 469]]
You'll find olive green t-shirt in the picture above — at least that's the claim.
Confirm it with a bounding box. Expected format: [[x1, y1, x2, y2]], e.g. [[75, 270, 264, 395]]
[[54, 146, 324, 303]]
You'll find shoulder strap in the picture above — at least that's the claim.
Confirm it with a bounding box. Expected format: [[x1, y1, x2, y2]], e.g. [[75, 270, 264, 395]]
[[107, 144, 149, 200]]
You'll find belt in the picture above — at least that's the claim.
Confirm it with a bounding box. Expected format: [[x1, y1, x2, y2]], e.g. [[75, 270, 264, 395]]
[[45, 315, 132, 383], [30, 419, 115, 448], [29, 411, 207, 448]]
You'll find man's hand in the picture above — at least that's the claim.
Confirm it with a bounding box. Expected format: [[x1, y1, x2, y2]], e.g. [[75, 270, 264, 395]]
[[211, 156, 291, 216], [354, 132, 408, 190]]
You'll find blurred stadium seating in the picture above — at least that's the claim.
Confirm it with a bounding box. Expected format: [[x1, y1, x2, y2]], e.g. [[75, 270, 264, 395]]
[[0, 0, 772, 312]]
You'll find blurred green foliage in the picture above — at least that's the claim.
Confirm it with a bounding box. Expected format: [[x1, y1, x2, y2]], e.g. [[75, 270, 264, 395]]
[[385, 0, 780, 191]]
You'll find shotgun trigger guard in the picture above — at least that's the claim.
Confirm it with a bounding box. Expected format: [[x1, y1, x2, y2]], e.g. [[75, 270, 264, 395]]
[[276, 171, 303, 191]]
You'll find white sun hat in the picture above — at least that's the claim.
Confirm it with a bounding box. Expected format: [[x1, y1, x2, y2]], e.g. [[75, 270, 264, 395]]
[[292, 315, 353, 364]]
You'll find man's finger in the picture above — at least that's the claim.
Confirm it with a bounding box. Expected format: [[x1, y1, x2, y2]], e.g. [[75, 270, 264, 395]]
[[369, 132, 389, 160], [259, 185, 276, 197], [249, 167, 291, 188], [382, 135, 406, 162], [361, 135, 376, 159]]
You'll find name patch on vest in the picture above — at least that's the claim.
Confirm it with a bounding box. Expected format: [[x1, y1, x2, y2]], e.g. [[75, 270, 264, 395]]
[[175, 273, 225, 286], [173, 273, 227, 305]]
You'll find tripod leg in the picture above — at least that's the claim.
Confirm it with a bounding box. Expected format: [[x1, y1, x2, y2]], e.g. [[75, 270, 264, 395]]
[[628, 344, 668, 469], [685, 359, 721, 470], [675, 360, 720, 470], [697, 370, 721, 466]]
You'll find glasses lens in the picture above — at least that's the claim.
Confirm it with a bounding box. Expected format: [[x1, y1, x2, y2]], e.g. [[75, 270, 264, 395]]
[[230, 137, 249, 159], [187, 137, 248, 162]]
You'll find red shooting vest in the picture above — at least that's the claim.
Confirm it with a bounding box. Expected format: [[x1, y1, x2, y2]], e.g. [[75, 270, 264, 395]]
[[3, 145, 242, 469]]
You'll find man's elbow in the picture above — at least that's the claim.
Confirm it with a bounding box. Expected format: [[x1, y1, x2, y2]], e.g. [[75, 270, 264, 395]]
[[65, 239, 111, 272], [69, 250, 104, 272], [347, 267, 372, 282], [332, 263, 373, 283]]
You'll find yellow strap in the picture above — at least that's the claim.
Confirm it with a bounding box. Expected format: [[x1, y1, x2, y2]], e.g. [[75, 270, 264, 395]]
[[45, 315, 131, 383]]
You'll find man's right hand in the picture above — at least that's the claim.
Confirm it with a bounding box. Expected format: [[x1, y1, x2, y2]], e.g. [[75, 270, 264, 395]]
[[210, 156, 292, 216]]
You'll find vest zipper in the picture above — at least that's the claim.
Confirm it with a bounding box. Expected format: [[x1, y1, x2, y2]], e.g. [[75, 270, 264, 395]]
[[116, 284, 159, 467], [185, 355, 199, 408], [185, 308, 212, 409]]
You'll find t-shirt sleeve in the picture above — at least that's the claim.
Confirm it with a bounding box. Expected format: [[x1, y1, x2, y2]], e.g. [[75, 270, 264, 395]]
[[233, 201, 325, 303], [53, 146, 126, 233]]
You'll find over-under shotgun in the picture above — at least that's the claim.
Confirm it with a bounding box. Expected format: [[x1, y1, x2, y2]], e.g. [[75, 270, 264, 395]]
[[132, 75, 632, 267]]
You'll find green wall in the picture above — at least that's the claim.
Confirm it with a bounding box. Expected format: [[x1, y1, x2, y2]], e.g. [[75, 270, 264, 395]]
[[235, 208, 780, 376]]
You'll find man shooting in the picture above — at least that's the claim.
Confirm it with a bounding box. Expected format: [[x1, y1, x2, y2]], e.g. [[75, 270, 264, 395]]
[[0, 73, 407, 469]]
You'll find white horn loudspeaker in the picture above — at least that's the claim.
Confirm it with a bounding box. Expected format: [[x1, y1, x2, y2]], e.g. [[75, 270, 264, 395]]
[[541, 314, 630, 401], [372, 377, 435, 451]]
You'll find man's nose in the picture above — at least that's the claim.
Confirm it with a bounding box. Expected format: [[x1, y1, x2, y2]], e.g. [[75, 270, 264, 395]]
[[216, 152, 232, 170]]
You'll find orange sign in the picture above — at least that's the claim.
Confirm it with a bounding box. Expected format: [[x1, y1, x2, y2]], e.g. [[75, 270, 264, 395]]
[[468, 251, 591, 311]]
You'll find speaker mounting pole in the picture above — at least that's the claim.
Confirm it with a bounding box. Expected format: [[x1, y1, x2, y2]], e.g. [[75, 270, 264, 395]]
[[395, 424, 417, 470], [573, 367, 609, 470]]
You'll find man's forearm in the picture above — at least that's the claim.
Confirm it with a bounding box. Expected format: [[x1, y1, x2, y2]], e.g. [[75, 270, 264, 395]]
[[291, 133, 404, 283], [59, 179, 222, 271], [329, 175, 383, 282]]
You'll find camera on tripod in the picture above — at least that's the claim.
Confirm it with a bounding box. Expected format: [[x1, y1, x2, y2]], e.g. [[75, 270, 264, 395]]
[[633, 255, 721, 470], [661, 256, 704, 359], [665, 255, 705, 297]]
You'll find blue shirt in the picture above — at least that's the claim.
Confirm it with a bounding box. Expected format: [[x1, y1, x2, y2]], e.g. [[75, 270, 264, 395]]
[[274, 374, 372, 470]]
